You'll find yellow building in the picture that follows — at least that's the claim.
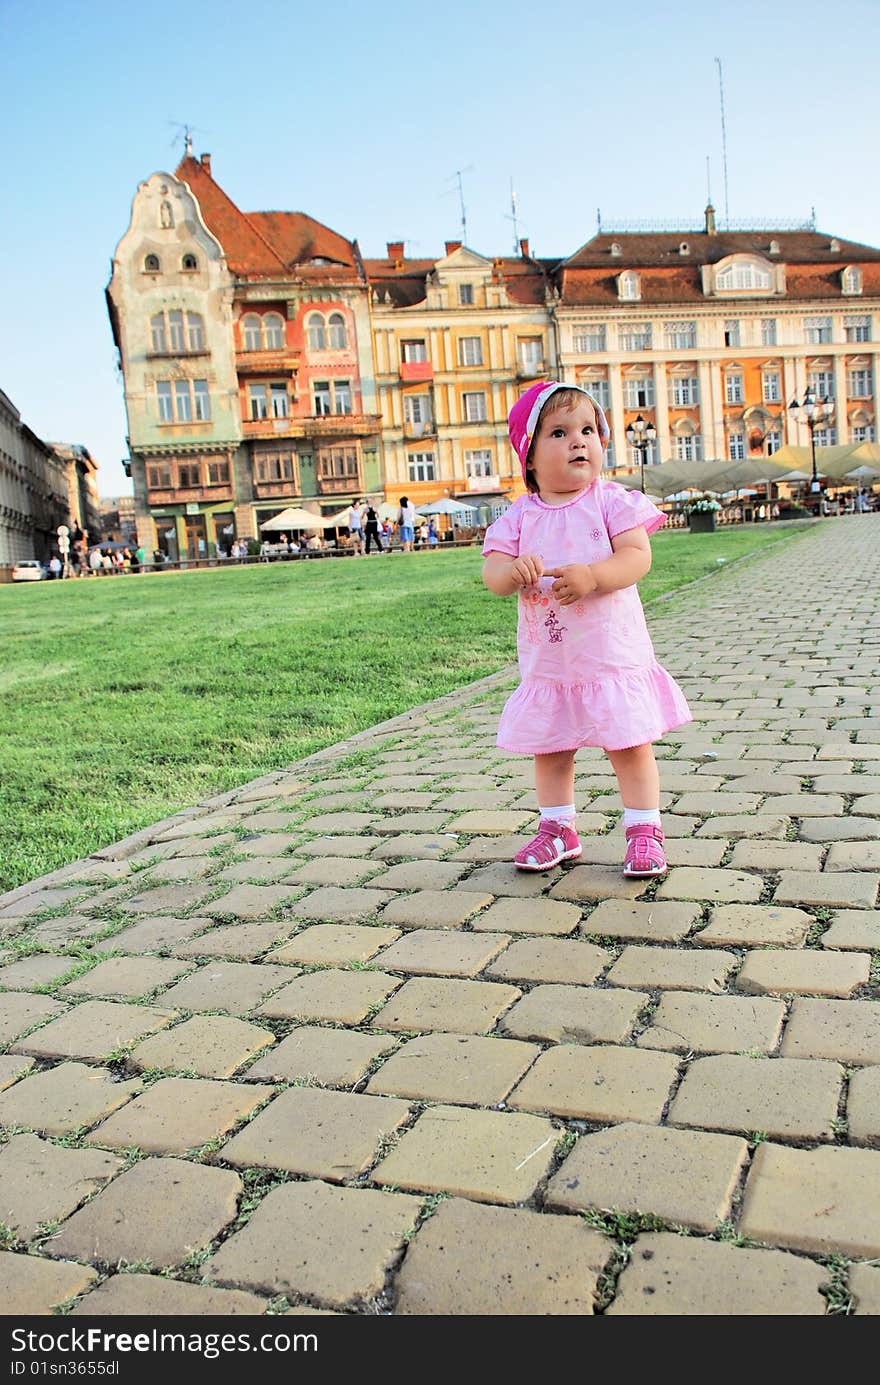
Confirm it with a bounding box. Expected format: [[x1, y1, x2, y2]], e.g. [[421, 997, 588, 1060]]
[[365, 240, 555, 521]]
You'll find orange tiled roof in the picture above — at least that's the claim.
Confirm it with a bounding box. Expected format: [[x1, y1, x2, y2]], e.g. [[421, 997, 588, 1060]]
[[175, 156, 286, 275], [247, 211, 358, 275], [561, 230, 880, 269], [363, 252, 554, 307]]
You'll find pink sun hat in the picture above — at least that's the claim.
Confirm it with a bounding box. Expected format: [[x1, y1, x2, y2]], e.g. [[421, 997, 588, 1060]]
[[508, 381, 610, 479]]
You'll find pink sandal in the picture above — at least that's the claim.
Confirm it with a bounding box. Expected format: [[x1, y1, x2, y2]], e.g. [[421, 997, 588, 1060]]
[[623, 824, 667, 877], [515, 820, 582, 872]]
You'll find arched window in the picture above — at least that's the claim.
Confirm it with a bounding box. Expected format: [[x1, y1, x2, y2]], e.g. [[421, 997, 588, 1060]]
[[307, 312, 327, 351], [264, 313, 284, 349], [610, 242, 622, 257], [186, 312, 205, 350], [167, 310, 185, 352], [716, 259, 772, 291], [328, 312, 347, 349], [242, 314, 262, 351], [182, 253, 198, 271], [842, 266, 863, 296], [144, 254, 160, 272], [618, 271, 640, 301], [150, 314, 167, 352]]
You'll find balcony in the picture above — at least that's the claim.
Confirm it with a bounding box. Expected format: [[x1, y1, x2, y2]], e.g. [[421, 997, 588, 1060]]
[[403, 420, 436, 440], [235, 350, 300, 377], [147, 347, 211, 360], [289, 413, 381, 440], [517, 359, 547, 380], [146, 483, 233, 506], [317, 471, 363, 495], [400, 360, 434, 383], [253, 477, 299, 499], [243, 415, 297, 439]]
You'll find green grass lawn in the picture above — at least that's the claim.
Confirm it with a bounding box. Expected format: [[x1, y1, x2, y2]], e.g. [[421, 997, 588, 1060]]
[[0, 523, 811, 890]]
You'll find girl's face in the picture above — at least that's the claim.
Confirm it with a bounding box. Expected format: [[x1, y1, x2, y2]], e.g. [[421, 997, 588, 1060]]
[[530, 396, 605, 499]]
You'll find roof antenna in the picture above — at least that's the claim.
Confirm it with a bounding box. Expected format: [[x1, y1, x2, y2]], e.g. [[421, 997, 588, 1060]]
[[446, 166, 473, 244], [168, 121, 208, 155], [715, 58, 730, 228], [706, 155, 712, 204], [505, 179, 521, 254]]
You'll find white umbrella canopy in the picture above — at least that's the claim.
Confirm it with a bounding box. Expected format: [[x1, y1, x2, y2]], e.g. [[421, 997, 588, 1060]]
[[377, 501, 428, 522], [845, 464, 880, 481], [414, 498, 471, 515], [259, 507, 324, 531]]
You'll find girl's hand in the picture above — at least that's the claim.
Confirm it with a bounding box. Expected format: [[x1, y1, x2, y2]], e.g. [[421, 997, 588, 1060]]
[[510, 554, 544, 588], [544, 563, 598, 605]]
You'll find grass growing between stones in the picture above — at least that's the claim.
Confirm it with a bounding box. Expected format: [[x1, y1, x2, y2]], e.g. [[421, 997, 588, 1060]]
[[1, 525, 807, 891]]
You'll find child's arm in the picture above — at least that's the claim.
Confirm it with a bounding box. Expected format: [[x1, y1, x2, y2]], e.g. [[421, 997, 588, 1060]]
[[482, 551, 544, 597], [545, 526, 652, 606]]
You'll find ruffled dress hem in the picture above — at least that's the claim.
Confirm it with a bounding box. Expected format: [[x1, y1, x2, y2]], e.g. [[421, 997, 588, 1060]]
[[496, 664, 692, 754]]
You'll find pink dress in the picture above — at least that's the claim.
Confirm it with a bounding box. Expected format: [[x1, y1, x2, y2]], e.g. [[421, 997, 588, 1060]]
[[483, 480, 692, 753]]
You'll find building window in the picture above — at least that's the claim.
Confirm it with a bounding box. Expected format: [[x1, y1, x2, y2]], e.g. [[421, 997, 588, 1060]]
[[674, 433, 702, 461], [462, 391, 487, 422], [327, 313, 347, 349], [518, 337, 543, 370], [270, 384, 288, 419], [173, 379, 192, 422], [845, 315, 871, 342], [465, 449, 493, 477], [664, 321, 697, 350], [168, 311, 186, 352], [156, 382, 173, 422], [808, 370, 834, 398], [334, 380, 352, 415], [254, 448, 297, 483], [842, 267, 863, 296], [408, 451, 436, 482], [581, 378, 610, 409], [187, 314, 205, 351], [249, 384, 268, 420], [765, 430, 782, 455], [623, 377, 654, 408], [317, 445, 359, 480], [669, 376, 699, 407], [723, 320, 740, 347], [207, 460, 229, 484], [762, 371, 782, 403], [147, 462, 172, 488], [243, 314, 262, 351], [848, 369, 873, 397], [459, 336, 483, 367], [619, 323, 652, 351], [313, 381, 331, 416], [725, 373, 744, 404], [404, 394, 432, 425], [151, 316, 167, 353], [805, 316, 833, 344], [628, 441, 658, 467], [716, 260, 772, 291], [264, 313, 284, 349], [761, 318, 777, 346], [573, 326, 606, 353], [401, 339, 428, 362], [182, 253, 198, 271], [727, 433, 745, 460], [193, 380, 211, 421], [618, 271, 640, 301], [459, 283, 474, 305], [851, 424, 876, 443], [178, 462, 200, 488], [307, 313, 327, 351], [144, 254, 160, 272], [812, 427, 837, 446]]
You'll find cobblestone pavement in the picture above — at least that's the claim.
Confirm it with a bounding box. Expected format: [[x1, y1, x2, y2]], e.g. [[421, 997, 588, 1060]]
[[2, 517, 879, 1316]]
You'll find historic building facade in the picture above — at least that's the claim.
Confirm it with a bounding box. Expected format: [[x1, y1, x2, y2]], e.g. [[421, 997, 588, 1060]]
[[107, 150, 381, 559], [554, 207, 880, 472], [366, 240, 554, 518], [0, 389, 83, 576]]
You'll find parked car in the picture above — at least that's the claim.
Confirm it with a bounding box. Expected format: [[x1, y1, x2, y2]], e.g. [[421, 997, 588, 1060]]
[[11, 560, 46, 582]]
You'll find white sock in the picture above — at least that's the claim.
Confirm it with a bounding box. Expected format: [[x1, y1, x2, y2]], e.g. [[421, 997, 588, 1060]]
[[624, 808, 662, 829], [539, 803, 576, 825]]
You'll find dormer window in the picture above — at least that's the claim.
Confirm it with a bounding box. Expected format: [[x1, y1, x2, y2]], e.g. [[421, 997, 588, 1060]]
[[618, 271, 640, 301], [679, 242, 690, 256], [610, 242, 622, 257], [715, 259, 773, 292], [182, 253, 198, 271], [769, 240, 781, 255], [144, 254, 160, 272], [842, 266, 863, 296], [830, 239, 841, 253]]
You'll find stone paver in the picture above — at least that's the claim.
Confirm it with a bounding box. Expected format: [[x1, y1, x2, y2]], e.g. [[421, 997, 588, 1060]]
[[605, 945, 737, 993], [202, 1181, 420, 1308], [847, 1067, 880, 1148], [379, 890, 493, 930], [668, 1054, 842, 1141], [0, 1252, 98, 1315], [655, 868, 763, 904], [638, 992, 786, 1055], [736, 950, 871, 998], [243, 1025, 396, 1086], [0, 954, 81, 990], [256, 969, 401, 1024], [851, 1263, 880, 1315], [219, 1087, 411, 1179], [581, 899, 702, 942], [58, 955, 193, 1000], [468, 895, 581, 936], [545, 1123, 749, 1232], [0, 993, 68, 1045], [0, 1062, 142, 1136], [71, 1274, 267, 1315], [268, 923, 401, 966], [84, 1076, 275, 1155], [394, 1197, 611, 1315], [47, 1157, 242, 1269], [507, 1045, 679, 1122], [90, 915, 214, 954], [740, 1143, 880, 1256], [173, 921, 294, 960], [366, 1032, 539, 1106], [0, 1055, 35, 1089], [363, 860, 470, 891], [291, 885, 394, 923], [774, 871, 879, 909], [485, 938, 609, 985], [499, 984, 643, 1045], [371, 976, 521, 1035], [697, 904, 813, 948], [607, 1234, 828, 1315], [0, 1134, 123, 1239], [548, 867, 648, 902], [371, 929, 510, 978], [780, 998, 880, 1064], [370, 1105, 557, 1203], [157, 961, 290, 1015], [9, 1001, 176, 1062], [129, 1015, 275, 1077], [820, 911, 880, 951]]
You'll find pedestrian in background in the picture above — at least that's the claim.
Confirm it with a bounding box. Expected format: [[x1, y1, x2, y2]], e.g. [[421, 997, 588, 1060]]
[[364, 503, 384, 553], [397, 496, 416, 553]]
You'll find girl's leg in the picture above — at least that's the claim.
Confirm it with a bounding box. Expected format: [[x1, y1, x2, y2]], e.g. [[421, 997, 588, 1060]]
[[515, 751, 580, 871], [605, 743, 667, 876], [534, 750, 577, 813]]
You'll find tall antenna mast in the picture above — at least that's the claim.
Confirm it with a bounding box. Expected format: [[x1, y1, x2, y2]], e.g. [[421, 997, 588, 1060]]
[[452, 167, 469, 244], [715, 57, 729, 227], [510, 180, 519, 253], [706, 155, 712, 204]]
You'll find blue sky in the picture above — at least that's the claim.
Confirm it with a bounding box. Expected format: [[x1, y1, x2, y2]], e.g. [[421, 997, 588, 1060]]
[[2, 0, 876, 496]]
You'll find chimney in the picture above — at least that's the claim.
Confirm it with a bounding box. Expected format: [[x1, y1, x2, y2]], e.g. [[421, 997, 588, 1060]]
[[445, 240, 462, 255], [705, 202, 716, 235], [200, 152, 212, 175], [519, 237, 530, 259], [386, 241, 404, 262]]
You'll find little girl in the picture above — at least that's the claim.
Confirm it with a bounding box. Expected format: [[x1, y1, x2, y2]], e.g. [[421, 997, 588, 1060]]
[[482, 381, 691, 876]]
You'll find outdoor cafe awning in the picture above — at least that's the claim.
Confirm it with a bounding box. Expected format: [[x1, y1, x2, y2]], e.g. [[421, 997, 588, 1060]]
[[259, 506, 324, 531], [611, 457, 802, 500]]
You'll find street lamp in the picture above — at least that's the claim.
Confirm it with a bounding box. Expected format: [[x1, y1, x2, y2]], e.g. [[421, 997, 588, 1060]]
[[625, 414, 657, 494], [788, 386, 834, 499]]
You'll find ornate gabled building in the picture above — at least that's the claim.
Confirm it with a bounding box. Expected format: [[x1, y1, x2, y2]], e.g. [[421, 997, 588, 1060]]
[[365, 239, 555, 519], [554, 207, 880, 470], [107, 150, 381, 559]]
